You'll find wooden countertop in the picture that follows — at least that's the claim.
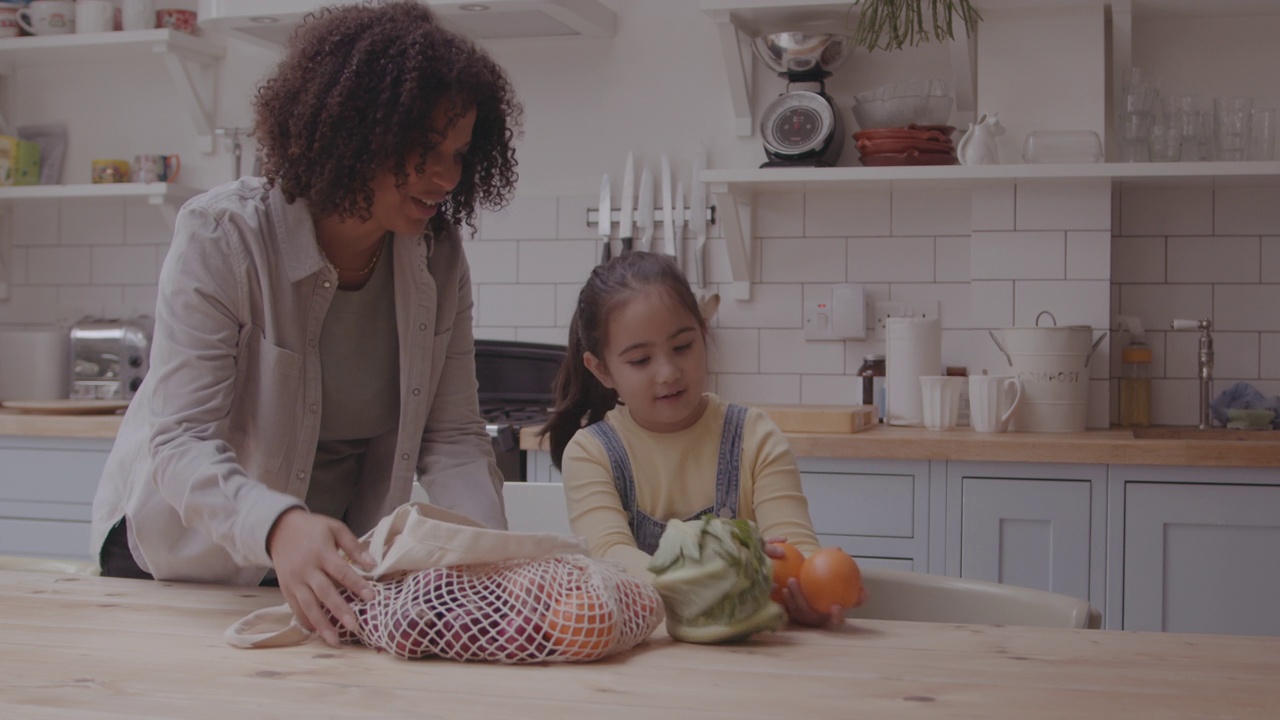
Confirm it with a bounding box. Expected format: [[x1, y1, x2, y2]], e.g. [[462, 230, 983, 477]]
[[0, 408, 122, 440], [3, 569, 1278, 719], [5, 408, 1279, 468], [522, 423, 1280, 468]]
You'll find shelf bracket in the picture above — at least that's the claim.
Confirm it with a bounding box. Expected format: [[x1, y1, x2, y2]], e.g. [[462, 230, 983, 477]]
[[148, 193, 178, 227], [704, 10, 755, 137], [156, 44, 218, 154], [0, 202, 9, 300], [709, 181, 753, 301]]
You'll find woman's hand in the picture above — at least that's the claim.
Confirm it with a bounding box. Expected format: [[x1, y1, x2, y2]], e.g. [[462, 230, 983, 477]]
[[267, 508, 376, 647]]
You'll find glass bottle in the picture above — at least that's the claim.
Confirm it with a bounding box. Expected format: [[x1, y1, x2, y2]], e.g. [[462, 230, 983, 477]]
[[857, 354, 886, 423], [1119, 344, 1152, 427]]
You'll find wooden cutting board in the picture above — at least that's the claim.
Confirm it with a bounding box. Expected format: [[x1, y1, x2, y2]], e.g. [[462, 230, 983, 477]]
[[756, 404, 878, 434]]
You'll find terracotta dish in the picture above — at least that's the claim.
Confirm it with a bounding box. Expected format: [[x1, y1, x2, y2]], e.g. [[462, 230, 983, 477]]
[[858, 151, 960, 167], [856, 138, 955, 155]]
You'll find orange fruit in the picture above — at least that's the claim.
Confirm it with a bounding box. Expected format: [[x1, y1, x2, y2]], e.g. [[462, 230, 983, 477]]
[[798, 547, 862, 612], [544, 589, 617, 660], [769, 541, 805, 604]]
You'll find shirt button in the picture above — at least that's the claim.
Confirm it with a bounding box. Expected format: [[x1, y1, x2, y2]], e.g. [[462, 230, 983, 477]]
[[401, 453, 411, 461], [322, 280, 332, 289], [296, 470, 305, 479], [308, 339, 316, 348], [418, 323, 428, 331], [309, 404, 318, 413], [412, 388, 421, 396]]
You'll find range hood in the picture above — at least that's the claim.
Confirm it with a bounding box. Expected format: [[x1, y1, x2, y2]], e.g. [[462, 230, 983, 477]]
[[197, 0, 616, 47]]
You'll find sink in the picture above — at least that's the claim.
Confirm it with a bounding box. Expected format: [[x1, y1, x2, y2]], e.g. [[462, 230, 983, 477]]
[[1130, 426, 1280, 442]]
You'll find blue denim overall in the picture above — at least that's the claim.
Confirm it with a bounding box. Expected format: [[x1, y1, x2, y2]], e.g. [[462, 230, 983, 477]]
[[585, 403, 748, 554]]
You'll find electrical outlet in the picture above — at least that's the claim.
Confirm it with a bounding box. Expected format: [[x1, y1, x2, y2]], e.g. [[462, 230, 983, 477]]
[[873, 300, 940, 340]]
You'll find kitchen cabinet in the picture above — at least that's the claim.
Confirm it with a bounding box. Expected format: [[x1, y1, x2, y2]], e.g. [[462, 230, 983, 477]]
[[797, 457, 931, 572], [0, 436, 112, 561], [945, 461, 1107, 614], [1111, 465, 1280, 636]]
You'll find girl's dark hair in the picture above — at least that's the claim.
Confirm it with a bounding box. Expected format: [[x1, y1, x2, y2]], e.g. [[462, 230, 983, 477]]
[[252, 0, 521, 234], [542, 252, 707, 468]]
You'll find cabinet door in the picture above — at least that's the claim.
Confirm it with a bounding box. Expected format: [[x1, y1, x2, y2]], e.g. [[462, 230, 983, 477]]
[[1124, 482, 1280, 636], [958, 477, 1092, 602], [0, 438, 112, 560]]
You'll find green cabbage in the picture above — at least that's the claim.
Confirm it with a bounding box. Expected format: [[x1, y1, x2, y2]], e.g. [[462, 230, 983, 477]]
[[647, 516, 785, 644]]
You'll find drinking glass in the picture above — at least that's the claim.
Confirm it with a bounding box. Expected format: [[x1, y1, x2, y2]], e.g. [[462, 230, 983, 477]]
[[1248, 107, 1275, 161], [1214, 96, 1253, 162]]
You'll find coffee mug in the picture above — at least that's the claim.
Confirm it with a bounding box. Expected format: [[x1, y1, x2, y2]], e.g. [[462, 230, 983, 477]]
[[91, 159, 132, 184], [155, 8, 197, 35], [0, 2, 24, 39], [121, 0, 156, 31], [969, 374, 1024, 433], [17, 0, 76, 35], [920, 375, 965, 430], [133, 154, 180, 183], [75, 0, 116, 34]]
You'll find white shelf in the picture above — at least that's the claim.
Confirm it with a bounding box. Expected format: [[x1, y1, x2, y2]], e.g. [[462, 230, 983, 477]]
[[703, 161, 1280, 300], [0, 182, 204, 204], [0, 29, 224, 149]]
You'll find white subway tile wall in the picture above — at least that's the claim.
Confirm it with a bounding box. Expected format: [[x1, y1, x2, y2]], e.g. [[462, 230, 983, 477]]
[[6, 181, 1279, 430]]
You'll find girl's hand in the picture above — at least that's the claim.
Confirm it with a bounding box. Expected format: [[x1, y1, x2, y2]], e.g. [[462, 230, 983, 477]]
[[764, 537, 869, 629], [267, 508, 376, 647]]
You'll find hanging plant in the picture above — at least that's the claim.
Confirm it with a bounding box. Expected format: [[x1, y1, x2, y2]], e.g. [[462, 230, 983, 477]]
[[846, 0, 983, 52]]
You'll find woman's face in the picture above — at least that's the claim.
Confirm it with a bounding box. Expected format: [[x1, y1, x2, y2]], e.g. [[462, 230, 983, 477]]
[[585, 285, 709, 434], [367, 105, 476, 238]]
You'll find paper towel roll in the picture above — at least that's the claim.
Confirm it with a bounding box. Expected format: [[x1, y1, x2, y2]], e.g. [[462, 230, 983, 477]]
[[886, 317, 941, 426], [0, 327, 69, 401]]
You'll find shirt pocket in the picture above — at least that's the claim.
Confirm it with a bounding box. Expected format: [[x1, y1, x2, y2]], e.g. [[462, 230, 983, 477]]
[[229, 328, 303, 476]]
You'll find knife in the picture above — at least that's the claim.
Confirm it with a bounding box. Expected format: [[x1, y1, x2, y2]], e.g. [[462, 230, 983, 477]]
[[660, 154, 674, 257], [690, 150, 708, 287], [637, 165, 654, 253], [673, 180, 685, 271], [597, 173, 611, 265], [618, 152, 635, 253]]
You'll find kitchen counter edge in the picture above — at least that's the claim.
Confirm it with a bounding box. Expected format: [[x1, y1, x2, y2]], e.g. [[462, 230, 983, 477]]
[[4, 412, 1277, 468]]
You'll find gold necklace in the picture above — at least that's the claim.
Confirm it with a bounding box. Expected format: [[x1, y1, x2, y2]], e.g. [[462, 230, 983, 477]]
[[321, 239, 385, 276]]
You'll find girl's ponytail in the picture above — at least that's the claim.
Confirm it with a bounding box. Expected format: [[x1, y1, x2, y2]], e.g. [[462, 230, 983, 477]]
[[542, 318, 617, 469]]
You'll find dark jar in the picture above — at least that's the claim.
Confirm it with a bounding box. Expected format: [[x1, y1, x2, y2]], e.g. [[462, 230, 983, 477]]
[[857, 353, 886, 422]]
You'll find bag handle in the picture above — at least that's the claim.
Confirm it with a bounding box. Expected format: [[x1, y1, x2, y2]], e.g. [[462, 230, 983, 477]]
[[224, 603, 313, 648]]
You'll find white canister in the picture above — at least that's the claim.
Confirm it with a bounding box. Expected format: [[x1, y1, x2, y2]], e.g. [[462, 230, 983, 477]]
[[886, 317, 941, 426], [0, 327, 70, 401], [121, 0, 155, 31], [989, 312, 1106, 432]]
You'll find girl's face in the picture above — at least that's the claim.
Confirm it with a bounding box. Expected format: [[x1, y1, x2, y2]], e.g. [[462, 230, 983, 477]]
[[367, 105, 475, 239], [585, 285, 709, 433]]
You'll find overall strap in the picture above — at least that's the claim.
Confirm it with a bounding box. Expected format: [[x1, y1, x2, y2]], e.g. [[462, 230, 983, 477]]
[[711, 403, 749, 518], [584, 421, 650, 543]]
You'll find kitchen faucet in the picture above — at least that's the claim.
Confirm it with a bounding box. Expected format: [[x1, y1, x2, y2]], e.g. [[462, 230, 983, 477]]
[[1171, 319, 1214, 430]]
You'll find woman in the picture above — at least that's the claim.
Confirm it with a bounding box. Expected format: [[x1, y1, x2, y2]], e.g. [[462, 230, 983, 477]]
[[90, 1, 522, 646]]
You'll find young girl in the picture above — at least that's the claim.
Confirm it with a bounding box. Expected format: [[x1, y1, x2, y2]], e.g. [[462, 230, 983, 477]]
[[542, 252, 859, 628]]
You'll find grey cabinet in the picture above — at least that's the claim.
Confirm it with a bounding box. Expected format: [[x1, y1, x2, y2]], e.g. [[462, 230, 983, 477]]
[[1114, 467, 1280, 636], [946, 462, 1107, 615], [0, 436, 112, 560], [797, 458, 932, 572]]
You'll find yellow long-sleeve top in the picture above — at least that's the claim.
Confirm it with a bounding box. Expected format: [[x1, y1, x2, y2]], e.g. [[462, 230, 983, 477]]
[[561, 393, 820, 579]]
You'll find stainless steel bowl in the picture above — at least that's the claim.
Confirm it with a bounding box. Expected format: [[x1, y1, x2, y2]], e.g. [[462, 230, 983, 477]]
[[752, 32, 853, 77]]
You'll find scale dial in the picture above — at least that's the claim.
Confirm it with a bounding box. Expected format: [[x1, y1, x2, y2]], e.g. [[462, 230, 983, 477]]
[[760, 90, 836, 159]]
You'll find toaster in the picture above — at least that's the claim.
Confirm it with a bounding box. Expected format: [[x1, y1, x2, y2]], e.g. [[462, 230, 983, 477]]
[[69, 317, 153, 400]]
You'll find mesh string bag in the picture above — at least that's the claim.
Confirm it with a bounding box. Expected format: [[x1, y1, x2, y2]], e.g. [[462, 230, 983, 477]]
[[327, 554, 661, 662], [227, 502, 664, 664]]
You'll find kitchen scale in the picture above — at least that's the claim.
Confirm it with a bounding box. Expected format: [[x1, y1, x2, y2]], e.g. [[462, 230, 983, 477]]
[[752, 32, 852, 168]]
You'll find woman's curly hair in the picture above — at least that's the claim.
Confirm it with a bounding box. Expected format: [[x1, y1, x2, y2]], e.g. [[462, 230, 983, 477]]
[[252, 0, 521, 233]]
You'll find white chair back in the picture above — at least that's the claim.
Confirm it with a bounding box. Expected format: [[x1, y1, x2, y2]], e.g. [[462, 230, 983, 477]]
[[502, 481, 573, 535], [848, 567, 1100, 629]]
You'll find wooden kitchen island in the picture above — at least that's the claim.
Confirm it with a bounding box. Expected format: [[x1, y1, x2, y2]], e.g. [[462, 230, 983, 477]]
[[3, 570, 1278, 719]]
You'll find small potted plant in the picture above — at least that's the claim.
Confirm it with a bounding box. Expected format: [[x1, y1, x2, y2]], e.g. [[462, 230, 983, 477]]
[[846, 0, 982, 51]]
